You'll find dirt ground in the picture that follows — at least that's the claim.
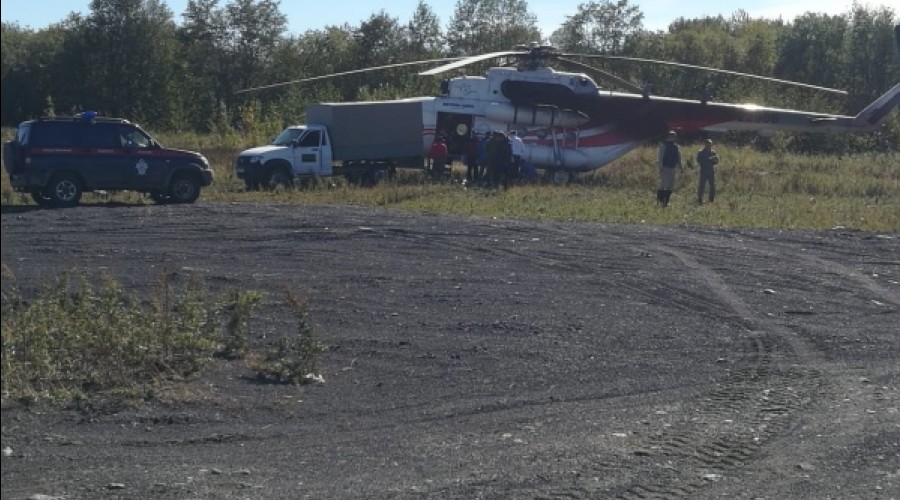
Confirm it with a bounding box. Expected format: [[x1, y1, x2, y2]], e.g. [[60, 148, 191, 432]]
[[1, 202, 898, 500]]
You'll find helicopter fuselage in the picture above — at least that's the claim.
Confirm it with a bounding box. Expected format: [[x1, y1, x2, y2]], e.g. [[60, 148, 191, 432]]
[[421, 66, 898, 178]]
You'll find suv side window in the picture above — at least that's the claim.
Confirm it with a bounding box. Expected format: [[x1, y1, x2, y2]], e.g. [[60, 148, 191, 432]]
[[30, 122, 74, 148], [117, 125, 153, 149], [77, 123, 120, 149], [16, 123, 31, 146]]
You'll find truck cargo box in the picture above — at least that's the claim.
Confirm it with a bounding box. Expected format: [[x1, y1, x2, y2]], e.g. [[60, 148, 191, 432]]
[[306, 99, 429, 161]]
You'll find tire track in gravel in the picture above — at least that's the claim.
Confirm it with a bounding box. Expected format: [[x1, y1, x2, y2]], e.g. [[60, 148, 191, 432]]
[[221, 217, 891, 500], [496, 228, 827, 500], [366, 222, 821, 499], [598, 243, 826, 500], [4, 207, 889, 500]]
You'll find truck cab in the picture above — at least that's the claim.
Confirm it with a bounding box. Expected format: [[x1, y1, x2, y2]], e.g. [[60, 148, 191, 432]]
[[235, 125, 334, 189]]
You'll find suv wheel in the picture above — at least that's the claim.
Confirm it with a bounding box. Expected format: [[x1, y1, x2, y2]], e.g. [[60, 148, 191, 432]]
[[169, 174, 201, 203], [47, 174, 83, 207]]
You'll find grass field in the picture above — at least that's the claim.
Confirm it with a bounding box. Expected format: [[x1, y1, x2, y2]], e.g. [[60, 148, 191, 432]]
[[2, 131, 898, 231]]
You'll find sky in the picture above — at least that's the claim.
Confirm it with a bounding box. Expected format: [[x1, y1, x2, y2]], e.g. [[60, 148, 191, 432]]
[[0, 0, 868, 37]]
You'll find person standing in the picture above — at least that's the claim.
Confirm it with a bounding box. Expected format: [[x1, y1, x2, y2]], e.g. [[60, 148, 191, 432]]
[[476, 133, 488, 181], [463, 131, 479, 183], [486, 131, 512, 188], [508, 130, 526, 184], [696, 138, 719, 204], [656, 130, 683, 207], [428, 135, 448, 178]]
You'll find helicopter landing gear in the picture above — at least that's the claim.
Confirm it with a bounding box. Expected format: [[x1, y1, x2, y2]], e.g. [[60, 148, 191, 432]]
[[549, 169, 571, 185]]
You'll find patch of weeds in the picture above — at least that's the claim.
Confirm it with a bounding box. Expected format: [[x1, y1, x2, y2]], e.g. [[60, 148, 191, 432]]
[[0, 266, 319, 405], [247, 288, 325, 385], [220, 289, 265, 359]]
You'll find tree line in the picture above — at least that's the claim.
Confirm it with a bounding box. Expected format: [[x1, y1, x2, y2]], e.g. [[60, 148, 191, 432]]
[[2, 0, 898, 153]]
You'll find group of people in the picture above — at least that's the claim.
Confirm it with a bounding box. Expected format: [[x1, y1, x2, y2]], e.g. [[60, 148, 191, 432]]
[[433, 128, 722, 203], [657, 130, 720, 207], [431, 130, 536, 188]]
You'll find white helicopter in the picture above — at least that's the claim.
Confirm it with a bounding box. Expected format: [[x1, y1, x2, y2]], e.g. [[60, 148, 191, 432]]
[[239, 33, 900, 185]]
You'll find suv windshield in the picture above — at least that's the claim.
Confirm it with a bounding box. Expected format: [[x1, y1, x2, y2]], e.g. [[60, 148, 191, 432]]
[[272, 128, 306, 146]]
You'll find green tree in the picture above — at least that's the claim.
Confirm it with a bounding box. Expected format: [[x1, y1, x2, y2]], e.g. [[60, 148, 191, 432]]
[[0, 23, 61, 123], [405, 1, 445, 59], [223, 0, 288, 92], [177, 0, 230, 130], [446, 0, 541, 55], [550, 0, 644, 53], [775, 14, 849, 93], [842, 5, 899, 110], [54, 0, 179, 126]]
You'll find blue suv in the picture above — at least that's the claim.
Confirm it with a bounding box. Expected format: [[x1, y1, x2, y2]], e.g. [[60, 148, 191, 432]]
[[3, 113, 214, 207]]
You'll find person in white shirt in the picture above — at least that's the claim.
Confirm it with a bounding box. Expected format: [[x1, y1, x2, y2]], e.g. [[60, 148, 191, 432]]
[[508, 130, 526, 183]]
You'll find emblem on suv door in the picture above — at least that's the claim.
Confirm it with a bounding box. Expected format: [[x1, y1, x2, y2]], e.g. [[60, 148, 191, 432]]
[[135, 158, 149, 175]]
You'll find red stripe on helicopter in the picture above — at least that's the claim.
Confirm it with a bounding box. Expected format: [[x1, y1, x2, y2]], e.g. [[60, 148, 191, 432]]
[[529, 130, 641, 148]]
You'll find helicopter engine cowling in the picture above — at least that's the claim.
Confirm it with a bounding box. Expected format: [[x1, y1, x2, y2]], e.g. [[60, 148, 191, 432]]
[[500, 80, 594, 110], [524, 146, 591, 169], [484, 102, 590, 129]]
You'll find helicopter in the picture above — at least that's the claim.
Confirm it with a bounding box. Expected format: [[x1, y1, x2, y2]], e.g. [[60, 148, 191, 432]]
[[238, 34, 900, 185]]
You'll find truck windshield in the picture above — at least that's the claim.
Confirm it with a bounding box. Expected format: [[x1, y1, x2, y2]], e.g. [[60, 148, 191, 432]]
[[272, 128, 305, 146]]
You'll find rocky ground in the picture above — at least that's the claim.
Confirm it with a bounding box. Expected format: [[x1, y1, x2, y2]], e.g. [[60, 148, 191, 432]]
[[1, 202, 898, 500]]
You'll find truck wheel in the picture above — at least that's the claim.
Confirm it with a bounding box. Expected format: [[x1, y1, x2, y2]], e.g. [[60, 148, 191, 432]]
[[169, 174, 201, 203], [47, 173, 83, 207], [265, 166, 294, 189]]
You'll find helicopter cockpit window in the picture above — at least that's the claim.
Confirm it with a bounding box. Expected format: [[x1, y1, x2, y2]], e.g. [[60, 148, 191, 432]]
[[272, 128, 304, 146], [298, 130, 321, 147]]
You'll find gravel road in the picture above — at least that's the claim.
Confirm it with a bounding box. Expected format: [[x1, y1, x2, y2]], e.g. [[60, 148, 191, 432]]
[[2, 203, 898, 500]]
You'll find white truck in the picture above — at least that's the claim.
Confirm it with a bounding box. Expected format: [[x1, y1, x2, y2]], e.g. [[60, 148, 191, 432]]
[[235, 98, 432, 188]]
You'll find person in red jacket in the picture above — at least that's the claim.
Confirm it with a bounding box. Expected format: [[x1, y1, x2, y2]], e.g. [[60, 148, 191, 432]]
[[428, 135, 449, 178]]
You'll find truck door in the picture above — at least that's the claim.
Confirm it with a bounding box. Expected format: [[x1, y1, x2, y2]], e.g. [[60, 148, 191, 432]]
[[292, 129, 332, 176]]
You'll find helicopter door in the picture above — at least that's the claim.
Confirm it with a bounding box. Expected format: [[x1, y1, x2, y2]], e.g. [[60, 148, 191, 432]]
[[435, 113, 473, 158]]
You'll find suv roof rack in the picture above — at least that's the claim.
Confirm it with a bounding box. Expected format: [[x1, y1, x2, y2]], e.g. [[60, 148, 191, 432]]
[[32, 113, 131, 125]]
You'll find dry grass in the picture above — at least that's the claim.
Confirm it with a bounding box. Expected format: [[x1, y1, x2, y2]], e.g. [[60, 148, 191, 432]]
[[3, 129, 898, 231]]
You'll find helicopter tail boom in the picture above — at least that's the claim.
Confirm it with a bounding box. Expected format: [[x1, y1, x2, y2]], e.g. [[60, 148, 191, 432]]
[[850, 82, 900, 130], [688, 81, 900, 135]]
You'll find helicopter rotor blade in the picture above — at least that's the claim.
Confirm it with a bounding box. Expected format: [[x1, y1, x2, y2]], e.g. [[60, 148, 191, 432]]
[[235, 57, 466, 94], [563, 53, 848, 96], [418, 50, 523, 76], [555, 56, 644, 93]]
